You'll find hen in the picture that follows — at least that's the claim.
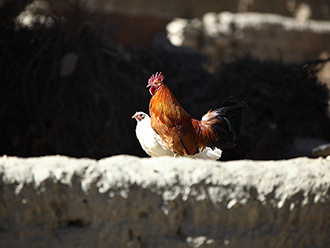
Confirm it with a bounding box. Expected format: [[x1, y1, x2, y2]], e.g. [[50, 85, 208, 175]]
[[133, 111, 222, 160], [147, 72, 247, 156]]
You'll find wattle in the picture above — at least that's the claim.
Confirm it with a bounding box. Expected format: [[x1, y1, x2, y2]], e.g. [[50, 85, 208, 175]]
[[149, 87, 155, 95]]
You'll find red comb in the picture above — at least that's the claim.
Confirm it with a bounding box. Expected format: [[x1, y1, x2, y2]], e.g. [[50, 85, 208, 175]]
[[148, 72, 164, 84]]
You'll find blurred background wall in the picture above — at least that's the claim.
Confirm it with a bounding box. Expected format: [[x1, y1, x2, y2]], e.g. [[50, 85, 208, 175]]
[[30, 0, 330, 20]]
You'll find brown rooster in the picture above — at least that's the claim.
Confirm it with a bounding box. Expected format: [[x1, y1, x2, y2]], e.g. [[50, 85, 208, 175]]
[[147, 72, 247, 156]]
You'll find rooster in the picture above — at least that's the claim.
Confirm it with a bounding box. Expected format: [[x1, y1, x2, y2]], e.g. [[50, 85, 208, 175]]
[[132, 111, 222, 160], [147, 72, 247, 156]]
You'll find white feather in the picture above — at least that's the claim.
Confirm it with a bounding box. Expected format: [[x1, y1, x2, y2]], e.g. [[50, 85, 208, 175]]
[[134, 112, 173, 157], [133, 112, 222, 160]]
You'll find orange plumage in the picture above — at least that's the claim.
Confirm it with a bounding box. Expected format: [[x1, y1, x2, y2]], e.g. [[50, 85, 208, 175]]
[[147, 72, 247, 156]]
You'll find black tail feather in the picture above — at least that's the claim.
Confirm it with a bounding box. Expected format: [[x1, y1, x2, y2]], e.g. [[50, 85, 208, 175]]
[[203, 96, 247, 149]]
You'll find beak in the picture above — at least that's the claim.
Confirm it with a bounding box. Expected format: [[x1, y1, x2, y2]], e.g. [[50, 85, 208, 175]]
[[146, 84, 151, 88], [132, 113, 137, 119]]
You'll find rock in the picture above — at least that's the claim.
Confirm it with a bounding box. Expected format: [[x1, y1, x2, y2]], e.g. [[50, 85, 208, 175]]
[[289, 137, 329, 158], [312, 143, 330, 157], [1, 155, 330, 247]]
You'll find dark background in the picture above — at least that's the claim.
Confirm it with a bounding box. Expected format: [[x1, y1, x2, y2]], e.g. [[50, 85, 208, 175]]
[[1, 0, 329, 160]]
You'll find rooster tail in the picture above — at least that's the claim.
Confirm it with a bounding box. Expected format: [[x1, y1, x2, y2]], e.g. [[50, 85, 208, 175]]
[[202, 96, 247, 149]]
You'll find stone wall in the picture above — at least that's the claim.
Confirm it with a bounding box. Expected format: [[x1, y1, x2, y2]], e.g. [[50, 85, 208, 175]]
[[167, 12, 330, 67], [1, 155, 330, 247], [16, 2, 330, 65], [42, 0, 330, 20]]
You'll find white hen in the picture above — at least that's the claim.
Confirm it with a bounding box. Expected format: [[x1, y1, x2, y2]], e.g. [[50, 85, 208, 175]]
[[132, 111, 222, 160]]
